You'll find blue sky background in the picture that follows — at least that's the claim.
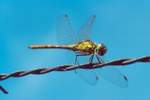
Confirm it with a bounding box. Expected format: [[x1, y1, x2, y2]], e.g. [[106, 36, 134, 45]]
[[0, 0, 150, 100]]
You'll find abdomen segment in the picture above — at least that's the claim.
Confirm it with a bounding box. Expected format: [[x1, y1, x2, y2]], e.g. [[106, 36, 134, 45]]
[[28, 44, 74, 50]]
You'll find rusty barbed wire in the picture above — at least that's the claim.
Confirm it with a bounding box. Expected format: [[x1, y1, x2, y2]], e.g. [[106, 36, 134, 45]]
[[0, 56, 150, 94]]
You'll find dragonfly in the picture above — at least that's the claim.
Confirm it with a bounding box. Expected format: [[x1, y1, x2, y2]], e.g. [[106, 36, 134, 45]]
[[29, 14, 128, 87]]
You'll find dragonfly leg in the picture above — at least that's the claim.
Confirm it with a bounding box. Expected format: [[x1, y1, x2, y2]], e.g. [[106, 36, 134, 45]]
[[74, 53, 89, 74], [89, 55, 94, 63], [75, 53, 89, 65], [75, 55, 80, 65], [96, 55, 104, 63]]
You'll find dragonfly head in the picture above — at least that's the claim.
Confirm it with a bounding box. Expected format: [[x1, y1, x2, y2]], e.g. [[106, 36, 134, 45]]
[[96, 43, 107, 56]]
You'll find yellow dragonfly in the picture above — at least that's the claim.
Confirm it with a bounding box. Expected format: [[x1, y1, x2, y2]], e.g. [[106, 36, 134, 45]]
[[29, 14, 128, 87]]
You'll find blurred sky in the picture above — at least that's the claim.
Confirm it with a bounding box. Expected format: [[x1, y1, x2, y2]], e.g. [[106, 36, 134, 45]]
[[0, 0, 150, 100]]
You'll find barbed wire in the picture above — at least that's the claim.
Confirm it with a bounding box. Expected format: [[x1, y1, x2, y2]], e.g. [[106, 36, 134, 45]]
[[0, 56, 150, 94]]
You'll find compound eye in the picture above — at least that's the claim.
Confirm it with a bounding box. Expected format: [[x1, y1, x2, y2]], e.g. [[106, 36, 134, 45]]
[[99, 46, 107, 56]]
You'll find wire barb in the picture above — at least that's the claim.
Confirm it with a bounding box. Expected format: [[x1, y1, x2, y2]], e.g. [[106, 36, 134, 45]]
[[0, 86, 8, 94], [0, 56, 150, 94]]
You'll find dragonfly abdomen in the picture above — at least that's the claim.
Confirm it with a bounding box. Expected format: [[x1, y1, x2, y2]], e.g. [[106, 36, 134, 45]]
[[29, 44, 74, 50]]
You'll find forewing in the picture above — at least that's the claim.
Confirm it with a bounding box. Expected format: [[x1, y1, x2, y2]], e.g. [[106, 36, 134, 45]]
[[77, 15, 96, 41], [56, 14, 78, 44]]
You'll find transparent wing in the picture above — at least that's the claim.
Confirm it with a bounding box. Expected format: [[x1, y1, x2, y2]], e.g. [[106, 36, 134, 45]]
[[56, 14, 78, 45], [98, 66, 128, 88], [77, 15, 96, 42], [75, 69, 99, 85], [74, 56, 99, 85], [56, 15, 98, 85], [56, 14, 96, 44]]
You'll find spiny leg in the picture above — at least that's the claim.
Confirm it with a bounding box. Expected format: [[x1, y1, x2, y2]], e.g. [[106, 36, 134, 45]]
[[96, 55, 104, 63], [75, 53, 89, 65], [74, 53, 89, 73], [75, 55, 79, 65], [89, 54, 94, 63]]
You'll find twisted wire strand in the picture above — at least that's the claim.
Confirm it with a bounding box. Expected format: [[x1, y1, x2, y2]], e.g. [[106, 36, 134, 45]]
[[0, 56, 150, 94]]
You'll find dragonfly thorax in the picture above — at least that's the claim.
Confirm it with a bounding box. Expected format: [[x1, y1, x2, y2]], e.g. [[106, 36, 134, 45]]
[[73, 40, 107, 56]]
